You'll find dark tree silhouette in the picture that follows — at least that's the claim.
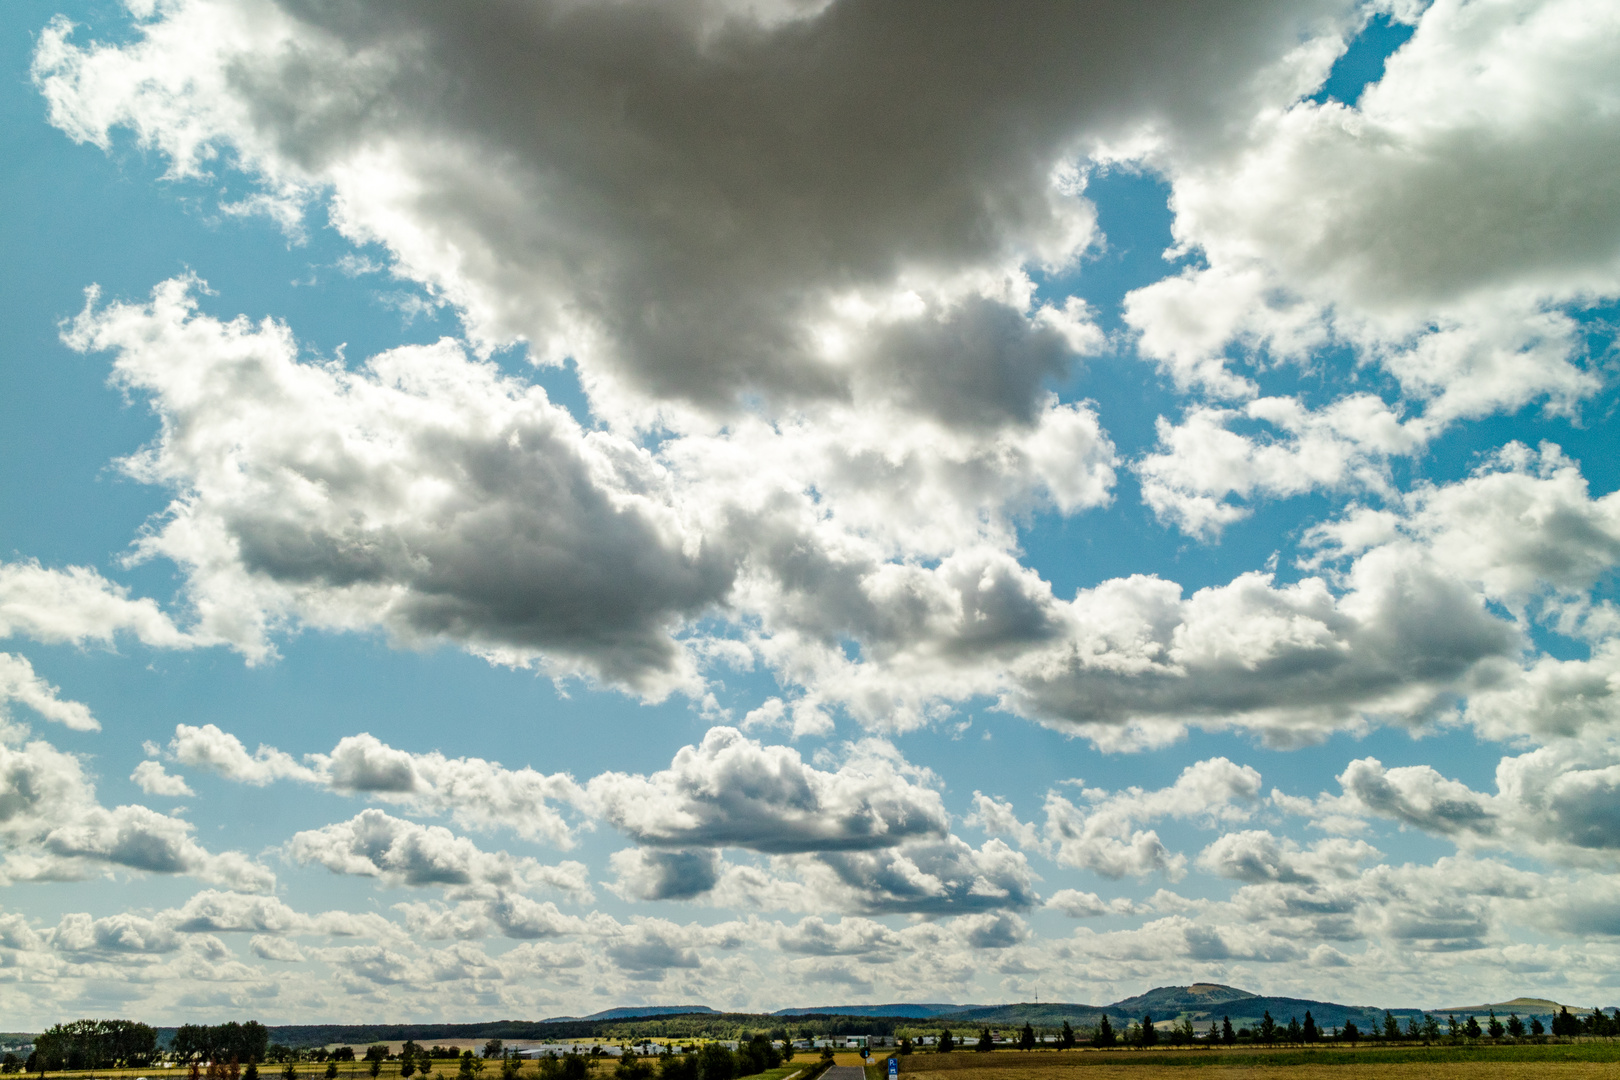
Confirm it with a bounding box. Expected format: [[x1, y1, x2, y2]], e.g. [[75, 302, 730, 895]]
[[1139, 1016, 1156, 1048], [1018, 1025, 1035, 1052], [936, 1031, 954, 1055], [1222, 1017, 1235, 1046], [1092, 1017, 1116, 1049], [1059, 1022, 1075, 1051], [975, 1029, 994, 1053]]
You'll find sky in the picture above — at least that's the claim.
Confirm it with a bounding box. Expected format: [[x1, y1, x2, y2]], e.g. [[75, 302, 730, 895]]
[[2, 0, 1619, 1026]]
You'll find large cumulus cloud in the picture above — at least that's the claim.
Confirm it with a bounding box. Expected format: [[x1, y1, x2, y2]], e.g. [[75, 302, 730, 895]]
[[33, 0, 1353, 416]]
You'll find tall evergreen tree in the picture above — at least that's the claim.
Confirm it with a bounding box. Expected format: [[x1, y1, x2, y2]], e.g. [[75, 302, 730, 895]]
[[1301, 1013, 1318, 1044], [1092, 1017, 1116, 1049], [1059, 1022, 1075, 1051], [1018, 1025, 1035, 1052], [1139, 1017, 1156, 1048], [1258, 1012, 1275, 1044], [1383, 1012, 1400, 1041], [1222, 1017, 1235, 1046], [1286, 1018, 1301, 1043], [936, 1031, 954, 1054], [1487, 1012, 1505, 1039], [975, 1029, 994, 1053]]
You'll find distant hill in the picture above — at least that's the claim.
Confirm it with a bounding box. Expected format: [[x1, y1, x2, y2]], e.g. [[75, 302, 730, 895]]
[[1435, 998, 1588, 1017], [544, 1007, 718, 1022], [1109, 984, 1254, 1016], [774, 1005, 966, 1019], [894, 985, 1422, 1033]]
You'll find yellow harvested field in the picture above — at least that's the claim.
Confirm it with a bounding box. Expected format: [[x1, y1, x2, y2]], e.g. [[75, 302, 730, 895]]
[[890, 1068, 1615, 1080]]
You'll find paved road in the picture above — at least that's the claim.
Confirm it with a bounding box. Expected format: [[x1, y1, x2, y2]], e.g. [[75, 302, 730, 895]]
[[821, 1066, 868, 1080]]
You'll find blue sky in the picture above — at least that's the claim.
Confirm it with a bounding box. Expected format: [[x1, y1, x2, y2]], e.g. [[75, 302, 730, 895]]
[[3, 0, 1620, 1024]]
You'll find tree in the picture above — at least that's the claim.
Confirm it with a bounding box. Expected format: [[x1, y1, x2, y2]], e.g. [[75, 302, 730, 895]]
[[782, 1040, 796, 1062], [892, 1040, 906, 1058], [1447, 1015, 1460, 1040], [460, 1052, 475, 1079], [694, 1044, 734, 1080], [1405, 1016, 1421, 1041], [1487, 1013, 1505, 1039], [1530, 1017, 1546, 1037], [975, 1029, 994, 1053], [1340, 1022, 1360, 1044], [1507, 1015, 1525, 1039], [1139, 1016, 1156, 1049], [324, 1065, 337, 1080], [614, 1056, 652, 1080], [484, 1044, 503, 1061], [1384, 1012, 1400, 1042], [245, 1065, 259, 1080], [936, 1030, 954, 1055], [402, 1054, 417, 1079], [34, 1019, 160, 1069], [501, 1057, 520, 1080], [1018, 1025, 1035, 1052], [282, 1064, 297, 1080], [1059, 1022, 1075, 1051], [1258, 1012, 1276, 1044], [1222, 1017, 1236, 1046], [371, 1061, 383, 1078], [366, 1048, 391, 1065], [1553, 1007, 1578, 1037], [1286, 1018, 1301, 1044], [1463, 1017, 1482, 1040], [1423, 1015, 1441, 1042], [1091, 1017, 1115, 1049]]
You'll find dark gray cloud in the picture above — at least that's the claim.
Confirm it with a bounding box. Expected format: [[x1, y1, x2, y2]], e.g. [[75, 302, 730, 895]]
[[608, 848, 724, 901]]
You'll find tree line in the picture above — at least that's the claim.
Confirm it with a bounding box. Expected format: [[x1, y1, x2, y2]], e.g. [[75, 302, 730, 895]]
[[914, 1006, 1620, 1052], [25, 1021, 158, 1070]]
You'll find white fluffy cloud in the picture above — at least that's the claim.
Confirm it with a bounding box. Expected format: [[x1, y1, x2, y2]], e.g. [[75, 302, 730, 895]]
[[0, 560, 198, 652], [587, 727, 947, 853], [287, 809, 592, 901], [0, 733, 273, 891], [130, 760, 193, 797], [0, 653, 97, 732], [1033, 758, 1262, 879], [1126, 0, 1618, 412], [171, 725, 582, 846]]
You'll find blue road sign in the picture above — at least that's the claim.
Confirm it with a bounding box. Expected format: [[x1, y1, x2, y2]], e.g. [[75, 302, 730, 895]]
[[887, 1058, 898, 1078]]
